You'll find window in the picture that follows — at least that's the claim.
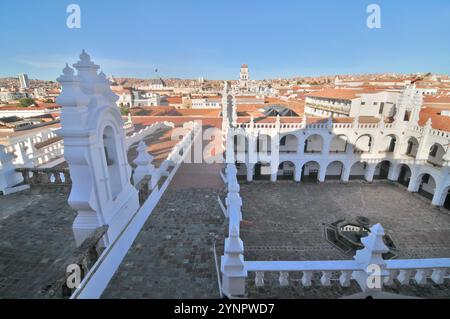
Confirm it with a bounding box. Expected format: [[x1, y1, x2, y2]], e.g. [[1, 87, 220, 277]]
[[404, 111, 410, 121], [379, 102, 385, 114], [406, 141, 413, 155], [430, 145, 438, 157], [280, 136, 287, 146]]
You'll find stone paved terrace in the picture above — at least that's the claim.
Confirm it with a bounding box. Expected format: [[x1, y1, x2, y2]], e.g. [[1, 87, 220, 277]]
[[102, 162, 227, 298], [239, 181, 450, 298], [0, 187, 76, 298]]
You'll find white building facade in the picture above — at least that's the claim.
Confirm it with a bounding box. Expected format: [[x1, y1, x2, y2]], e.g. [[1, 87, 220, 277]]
[[226, 85, 450, 210]]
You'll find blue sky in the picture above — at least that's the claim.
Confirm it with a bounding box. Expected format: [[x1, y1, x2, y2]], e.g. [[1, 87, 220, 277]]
[[1, 0, 449, 80]]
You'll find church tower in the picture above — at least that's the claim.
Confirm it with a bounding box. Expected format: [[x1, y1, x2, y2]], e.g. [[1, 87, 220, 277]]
[[239, 64, 249, 90]]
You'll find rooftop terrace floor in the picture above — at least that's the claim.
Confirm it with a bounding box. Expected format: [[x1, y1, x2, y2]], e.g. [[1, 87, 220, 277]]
[[0, 187, 76, 298]]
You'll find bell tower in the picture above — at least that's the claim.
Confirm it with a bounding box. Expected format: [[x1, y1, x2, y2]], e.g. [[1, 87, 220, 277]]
[[239, 64, 249, 90], [57, 50, 139, 246]]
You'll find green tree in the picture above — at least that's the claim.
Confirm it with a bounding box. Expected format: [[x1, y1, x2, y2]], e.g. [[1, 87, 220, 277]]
[[120, 104, 128, 116], [19, 98, 35, 107]]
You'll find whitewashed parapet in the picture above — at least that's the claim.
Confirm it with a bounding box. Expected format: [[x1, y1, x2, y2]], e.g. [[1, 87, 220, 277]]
[[166, 121, 200, 163], [221, 164, 247, 297], [125, 121, 175, 149], [385, 258, 450, 286], [243, 224, 450, 297], [70, 116, 202, 299]]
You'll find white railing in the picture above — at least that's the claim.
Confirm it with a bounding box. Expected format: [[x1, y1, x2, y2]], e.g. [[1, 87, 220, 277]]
[[384, 259, 450, 286], [125, 121, 175, 148], [220, 165, 450, 298], [245, 257, 450, 290], [70, 121, 201, 299]]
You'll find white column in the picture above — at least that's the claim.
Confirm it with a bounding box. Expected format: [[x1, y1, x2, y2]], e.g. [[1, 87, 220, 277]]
[[246, 163, 254, 182], [294, 163, 302, 182], [364, 164, 377, 182], [318, 166, 326, 182], [432, 183, 447, 207], [341, 162, 351, 183], [387, 163, 400, 181]]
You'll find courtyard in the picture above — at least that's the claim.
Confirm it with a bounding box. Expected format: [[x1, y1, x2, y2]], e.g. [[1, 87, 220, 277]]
[[239, 180, 450, 298], [240, 181, 450, 261]]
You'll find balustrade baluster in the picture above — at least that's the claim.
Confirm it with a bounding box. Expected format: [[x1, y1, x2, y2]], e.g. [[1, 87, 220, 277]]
[[255, 272, 264, 287], [320, 271, 332, 286], [279, 272, 289, 286], [339, 271, 352, 287], [414, 269, 432, 285], [383, 270, 399, 286], [431, 269, 446, 285], [301, 271, 312, 287], [397, 269, 413, 285]]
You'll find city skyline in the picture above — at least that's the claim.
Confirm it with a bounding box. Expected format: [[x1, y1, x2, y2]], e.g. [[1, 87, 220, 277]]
[[1, 0, 450, 80]]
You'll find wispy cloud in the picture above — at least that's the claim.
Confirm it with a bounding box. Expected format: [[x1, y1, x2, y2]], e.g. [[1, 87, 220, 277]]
[[15, 54, 156, 73]]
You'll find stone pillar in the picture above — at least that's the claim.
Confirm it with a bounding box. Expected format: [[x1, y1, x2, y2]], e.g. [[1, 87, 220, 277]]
[[13, 143, 27, 166], [341, 163, 351, 183], [364, 164, 377, 182], [294, 163, 302, 182], [387, 164, 400, 182], [352, 224, 389, 294], [246, 163, 254, 182], [407, 168, 419, 192], [431, 181, 449, 207], [318, 165, 326, 182], [270, 152, 279, 183]]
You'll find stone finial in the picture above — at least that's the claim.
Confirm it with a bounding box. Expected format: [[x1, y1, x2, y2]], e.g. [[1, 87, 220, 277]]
[[424, 118, 433, 130], [132, 141, 155, 186], [301, 113, 307, 127], [353, 223, 389, 292], [134, 141, 154, 165], [327, 115, 333, 128], [73, 49, 99, 71], [80, 49, 91, 62], [356, 224, 389, 263], [56, 63, 90, 110], [127, 113, 132, 123], [56, 64, 76, 83]]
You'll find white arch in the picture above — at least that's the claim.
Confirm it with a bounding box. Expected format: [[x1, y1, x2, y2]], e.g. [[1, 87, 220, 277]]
[[304, 133, 325, 154], [325, 160, 345, 181]]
